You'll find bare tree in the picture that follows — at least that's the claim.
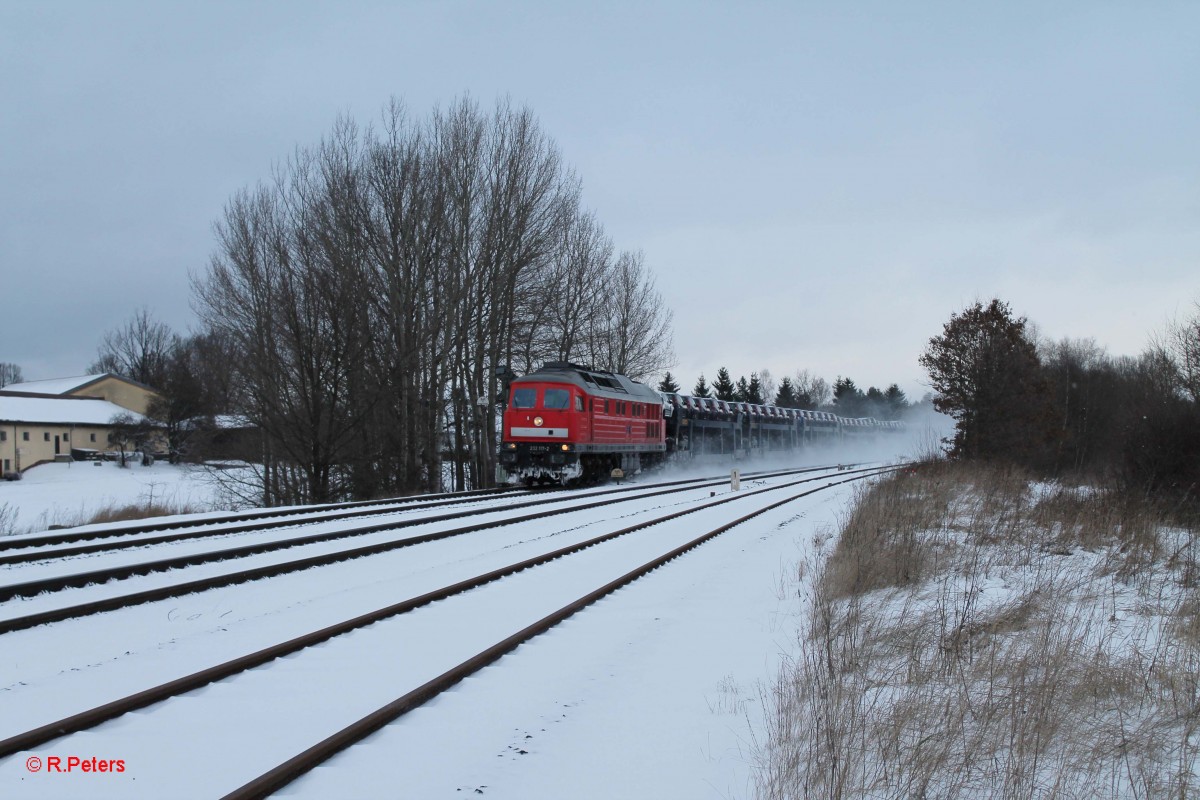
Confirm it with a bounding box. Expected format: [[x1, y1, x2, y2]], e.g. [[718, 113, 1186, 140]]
[[194, 96, 673, 501], [196, 120, 375, 504], [536, 208, 611, 363], [89, 307, 174, 386], [107, 411, 157, 468], [1154, 300, 1200, 402], [793, 369, 831, 409], [0, 362, 22, 387], [758, 368, 776, 405], [586, 249, 675, 380]]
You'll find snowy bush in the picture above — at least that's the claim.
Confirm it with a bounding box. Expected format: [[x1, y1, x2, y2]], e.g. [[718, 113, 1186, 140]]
[[757, 464, 1200, 799]]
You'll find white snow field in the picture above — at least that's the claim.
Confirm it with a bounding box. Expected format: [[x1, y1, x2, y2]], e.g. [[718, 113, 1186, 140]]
[[0, 465, 865, 799], [0, 461, 234, 533]]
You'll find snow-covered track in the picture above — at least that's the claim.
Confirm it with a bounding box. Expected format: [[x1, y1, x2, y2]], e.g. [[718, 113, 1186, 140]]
[[0, 466, 894, 768], [0, 464, 848, 566], [0, 465, 854, 634], [0, 485, 537, 561]]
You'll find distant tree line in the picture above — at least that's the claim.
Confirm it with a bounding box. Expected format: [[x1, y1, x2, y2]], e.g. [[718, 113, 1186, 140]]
[[921, 297, 1200, 499], [658, 367, 913, 420], [86, 307, 236, 463], [172, 97, 672, 504]]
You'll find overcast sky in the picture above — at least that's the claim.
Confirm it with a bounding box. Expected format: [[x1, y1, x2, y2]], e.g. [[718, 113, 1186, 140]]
[[2, 1, 1197, 400]]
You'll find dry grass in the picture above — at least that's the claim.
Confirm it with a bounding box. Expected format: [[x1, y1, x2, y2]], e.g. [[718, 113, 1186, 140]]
[[757, 463, 1200, 799], [82, 501, 202, 526]]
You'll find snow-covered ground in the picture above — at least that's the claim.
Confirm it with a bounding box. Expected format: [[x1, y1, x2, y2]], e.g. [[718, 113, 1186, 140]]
[[0, 461, 232, 534], [0, 465, 861, 799]]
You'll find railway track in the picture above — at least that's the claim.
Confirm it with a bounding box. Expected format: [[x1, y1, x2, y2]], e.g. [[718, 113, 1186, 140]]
[[0, 465, 893, 792], [0, 464, 848, 566], [0, 464, 860, 634], [0, 484, 529, 552], [0, 486, 546, 565]]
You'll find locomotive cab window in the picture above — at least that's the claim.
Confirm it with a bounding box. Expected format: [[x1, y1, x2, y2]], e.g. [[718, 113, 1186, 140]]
[[512, 388, 536, 409], [543, 388, 570, 409], [575, 395, 584, 411]]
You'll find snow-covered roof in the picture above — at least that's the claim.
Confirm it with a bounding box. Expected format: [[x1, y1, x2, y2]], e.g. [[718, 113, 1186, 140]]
[[0, 394, 148, 426], [3, 374, 108, 395], [213, 414, 255, 430]]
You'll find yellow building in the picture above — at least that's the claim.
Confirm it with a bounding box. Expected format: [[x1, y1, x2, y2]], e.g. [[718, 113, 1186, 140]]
[[0, 374, 162, 475], [4, 373, 160, 416]]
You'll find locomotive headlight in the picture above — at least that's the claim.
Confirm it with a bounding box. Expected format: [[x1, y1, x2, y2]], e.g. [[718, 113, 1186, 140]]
[[561, 444, 571, 451], [533, 416, 544, 427], [505, 442, 517, 450]]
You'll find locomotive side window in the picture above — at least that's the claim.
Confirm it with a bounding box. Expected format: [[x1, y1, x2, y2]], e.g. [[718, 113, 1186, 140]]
[[544, 388, 570, 409], [575, 395, 584, 411], [512, 388, 536, 409]]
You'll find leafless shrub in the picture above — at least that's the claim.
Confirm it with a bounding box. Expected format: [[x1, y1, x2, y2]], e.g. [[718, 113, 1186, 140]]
[[0, 502, 17, 536], [757, 464, 1200, 799]]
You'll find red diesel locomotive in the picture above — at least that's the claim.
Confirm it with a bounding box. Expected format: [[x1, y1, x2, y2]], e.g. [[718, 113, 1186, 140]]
[[498, 362, 666, 485]]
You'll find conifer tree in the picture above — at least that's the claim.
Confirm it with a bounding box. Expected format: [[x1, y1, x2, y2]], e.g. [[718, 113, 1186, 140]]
[[712, 367, 737, 400], [883, 384, 908, 419], [833, 377, 865, 416], [774, 376, 797, 407], [747, 373, 764, 404], [692, 374, 711, 397], [657, 371, 681, 393], [735, 376, 750, 402]]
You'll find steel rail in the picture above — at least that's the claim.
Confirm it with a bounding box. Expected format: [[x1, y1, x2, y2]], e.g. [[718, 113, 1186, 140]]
[[0, 484, 527, 552], [0, 466, 894, 761], [0, 489, 556, 567], [0, 463, 853, 563], [0, 470, 770, 597], [220, 469, 890, 800], [0, 465, 865, 633]]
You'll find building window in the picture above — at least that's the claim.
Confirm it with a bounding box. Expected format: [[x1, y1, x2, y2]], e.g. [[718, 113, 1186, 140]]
[[2, 459, 9, 472], [63, 432, 70, 442], [22, 431, 29, 441], [90, 433, 97, 443], [44, 432, 50, 442], [0, 431, 5, 442]]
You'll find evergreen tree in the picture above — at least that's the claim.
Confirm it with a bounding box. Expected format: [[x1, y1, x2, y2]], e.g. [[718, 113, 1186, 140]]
[[712, 367, 737, 400], [657, 371, 681, 394], [692, 374, 711, 397], [833, 377, 865, 416], [774, 376, 797, 407], [883, 384, 908, 419], [747, 373, 764, 404], [865, 386, 886, 417], [735, 376, 751, 402]]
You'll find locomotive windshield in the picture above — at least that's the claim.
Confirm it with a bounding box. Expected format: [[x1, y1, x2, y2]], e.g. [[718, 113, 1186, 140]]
[[543, 388, 570, 409], [512, 388, 536, 408]]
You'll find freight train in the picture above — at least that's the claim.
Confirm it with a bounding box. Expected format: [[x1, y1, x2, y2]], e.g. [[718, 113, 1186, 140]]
[[498, 362, 901, 485]]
